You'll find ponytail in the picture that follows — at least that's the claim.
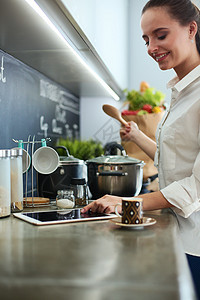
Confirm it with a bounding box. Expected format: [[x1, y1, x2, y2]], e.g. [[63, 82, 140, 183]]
[[193, 4, 200, 54]]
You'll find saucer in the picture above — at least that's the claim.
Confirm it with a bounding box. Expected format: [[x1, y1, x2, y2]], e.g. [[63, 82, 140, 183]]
[[109, 216, 156, 229]]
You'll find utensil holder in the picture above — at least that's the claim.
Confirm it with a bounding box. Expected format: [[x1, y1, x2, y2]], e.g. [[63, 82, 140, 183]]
[[12, 135, 51, 207]]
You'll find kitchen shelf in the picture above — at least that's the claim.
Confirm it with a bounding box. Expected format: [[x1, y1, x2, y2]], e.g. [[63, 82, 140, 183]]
[[0, 0, 124, 99]]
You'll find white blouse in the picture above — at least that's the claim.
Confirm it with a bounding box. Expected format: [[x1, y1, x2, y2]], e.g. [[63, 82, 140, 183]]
[[155, 65, 200, 256]]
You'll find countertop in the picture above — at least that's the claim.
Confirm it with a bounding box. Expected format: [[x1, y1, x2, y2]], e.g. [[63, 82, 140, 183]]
[[0, 207, 196, 300]]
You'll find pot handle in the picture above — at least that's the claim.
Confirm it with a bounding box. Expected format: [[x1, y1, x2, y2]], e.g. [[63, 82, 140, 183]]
[[55, 146, 70, 157], [104, 142, 127, 156], [96, 171, 128, 176], [136, 161, 145, 167]]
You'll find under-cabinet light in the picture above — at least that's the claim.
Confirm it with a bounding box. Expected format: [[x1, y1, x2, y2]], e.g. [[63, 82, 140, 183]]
[[24, 0, 120, 101]]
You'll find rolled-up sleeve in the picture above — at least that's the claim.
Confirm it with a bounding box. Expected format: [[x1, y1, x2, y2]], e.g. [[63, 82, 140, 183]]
[[161, 151, 200, 218]]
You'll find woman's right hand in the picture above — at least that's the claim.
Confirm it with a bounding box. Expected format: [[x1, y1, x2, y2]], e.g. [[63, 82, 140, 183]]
[[81, 195, 122, 214], [120, 120, 157, 161], [120, 121, 140, 143]]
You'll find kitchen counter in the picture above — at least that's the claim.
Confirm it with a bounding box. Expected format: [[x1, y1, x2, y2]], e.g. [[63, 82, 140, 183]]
[[0, 207, 196, 300]]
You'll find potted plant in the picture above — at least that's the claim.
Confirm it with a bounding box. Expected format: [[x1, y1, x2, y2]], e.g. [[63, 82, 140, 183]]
[[56, 138, 104, 161]]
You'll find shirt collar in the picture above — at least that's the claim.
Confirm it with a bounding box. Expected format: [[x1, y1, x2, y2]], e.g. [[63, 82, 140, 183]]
[[167, 65, 200, 92]]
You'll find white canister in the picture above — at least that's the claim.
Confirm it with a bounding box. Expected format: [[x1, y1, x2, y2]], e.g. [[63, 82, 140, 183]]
[[10, 148, 23, 212], [0, 149, 11, 218]]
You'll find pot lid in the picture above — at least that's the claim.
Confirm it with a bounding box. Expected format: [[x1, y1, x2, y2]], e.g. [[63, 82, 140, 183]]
[[55, 146, 84, 165], [59, 155, 84, 165], [86, 155, 143, 165]]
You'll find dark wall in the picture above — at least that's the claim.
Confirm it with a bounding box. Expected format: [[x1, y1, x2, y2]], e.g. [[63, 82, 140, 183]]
[[0, 49, 80, 149], [0, 49, 80, 197]]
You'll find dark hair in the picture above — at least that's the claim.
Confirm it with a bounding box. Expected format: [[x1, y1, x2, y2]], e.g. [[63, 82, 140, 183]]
[[142, 0, 200, 54]]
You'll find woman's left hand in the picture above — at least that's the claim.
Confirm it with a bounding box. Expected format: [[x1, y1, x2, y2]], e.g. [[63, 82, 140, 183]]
[[81, 195, 122, 214]]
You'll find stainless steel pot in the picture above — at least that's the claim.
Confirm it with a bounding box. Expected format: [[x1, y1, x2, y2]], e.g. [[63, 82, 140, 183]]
[[38, 146, 85, 199], [86, 144, 144, 199]]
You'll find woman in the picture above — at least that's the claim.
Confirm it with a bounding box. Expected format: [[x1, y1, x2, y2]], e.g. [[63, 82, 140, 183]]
[[82, 0, 200, 296]]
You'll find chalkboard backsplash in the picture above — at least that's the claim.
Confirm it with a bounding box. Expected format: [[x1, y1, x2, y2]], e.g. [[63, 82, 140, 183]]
[[0, 49, 80, 198], [0, 49, 80, 149]]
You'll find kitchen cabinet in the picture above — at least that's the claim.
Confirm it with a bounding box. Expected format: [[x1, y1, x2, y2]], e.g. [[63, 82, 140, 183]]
[[0, 207, 196, 299], [0, 0, 124, 99]]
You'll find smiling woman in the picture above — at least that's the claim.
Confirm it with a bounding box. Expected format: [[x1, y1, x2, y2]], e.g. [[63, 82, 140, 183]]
[[141, 1, 200, 78], [81, 1, 200, 298]]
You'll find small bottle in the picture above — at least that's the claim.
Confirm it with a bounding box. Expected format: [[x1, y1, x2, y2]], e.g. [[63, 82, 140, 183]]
[[56, 189, 75, 209], [70, 178, 88, 207], [0, 149, 11, 218], [10, 148, 23, 212]]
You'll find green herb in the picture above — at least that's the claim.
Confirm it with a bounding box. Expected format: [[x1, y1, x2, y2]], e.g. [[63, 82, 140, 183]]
[[56, 138, 104, 160]]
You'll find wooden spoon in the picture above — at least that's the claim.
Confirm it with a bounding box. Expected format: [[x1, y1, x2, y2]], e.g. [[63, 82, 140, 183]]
[[102, 104, 128, 126]]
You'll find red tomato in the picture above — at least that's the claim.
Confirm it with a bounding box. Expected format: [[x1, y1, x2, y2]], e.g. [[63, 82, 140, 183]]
[[142, 104, 152, 113]]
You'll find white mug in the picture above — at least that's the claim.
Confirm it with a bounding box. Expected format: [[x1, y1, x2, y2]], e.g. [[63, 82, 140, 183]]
[[32, 140, 59, 174]]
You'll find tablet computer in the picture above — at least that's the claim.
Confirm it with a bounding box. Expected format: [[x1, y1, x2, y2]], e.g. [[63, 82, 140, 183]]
[[13, 209, 116, 226]]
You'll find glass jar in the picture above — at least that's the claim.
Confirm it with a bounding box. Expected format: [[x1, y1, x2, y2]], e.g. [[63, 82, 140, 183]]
[[10, 148, 23, 212], [56, 189, 75, 209], [70, 178, 88, 207], [0, 149, 11, 218]]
